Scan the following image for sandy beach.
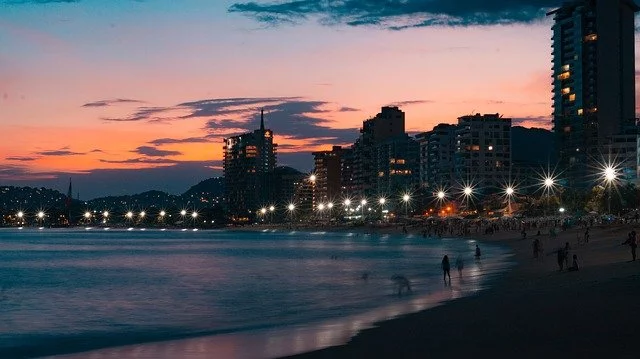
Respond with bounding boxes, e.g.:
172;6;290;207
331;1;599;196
284;222;640;358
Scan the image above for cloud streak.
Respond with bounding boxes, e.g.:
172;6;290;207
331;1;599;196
228;0;558;30
82;98;145;107
131;146;183;157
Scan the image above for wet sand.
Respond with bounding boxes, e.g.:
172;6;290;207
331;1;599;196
286;223;640;358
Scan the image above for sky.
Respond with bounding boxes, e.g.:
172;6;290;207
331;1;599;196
0;0;615;199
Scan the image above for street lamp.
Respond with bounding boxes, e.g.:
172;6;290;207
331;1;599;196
360;199;367;220
505;186;515;215
402;193;410;218
602;165;618;214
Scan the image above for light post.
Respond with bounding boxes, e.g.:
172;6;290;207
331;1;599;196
317;203;325;222
378;197;386;220
191;211;198;228
360;199;367;221
462;186;473;212
269;205;275;223
436;190;446;217
402;193;410;218
260;207;267;223
327;202;333;221
34;211;45;227
505;186;515;215
603;166;617;214
84;211;92;225
287;203;295;225
159;210;166;225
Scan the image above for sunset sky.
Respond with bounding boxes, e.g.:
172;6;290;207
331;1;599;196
0;0;627;198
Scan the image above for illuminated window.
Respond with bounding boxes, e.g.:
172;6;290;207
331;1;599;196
471;145;480;151
396;159;406;165
584;34;597;42
557;72;570;80
562;64;570;72
577;108;583;115
389;158;396;164
562;87;570;95
378;171;385;177
564;126;571;133
569;94;576;101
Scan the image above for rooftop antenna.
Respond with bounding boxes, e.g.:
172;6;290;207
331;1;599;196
260;108;265;131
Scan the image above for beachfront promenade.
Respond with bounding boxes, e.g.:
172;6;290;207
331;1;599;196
287;220;640;358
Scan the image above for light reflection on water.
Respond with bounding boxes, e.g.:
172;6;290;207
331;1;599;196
0;228;512;359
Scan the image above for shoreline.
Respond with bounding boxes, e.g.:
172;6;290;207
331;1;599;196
285;222;640;358
35;227;511;359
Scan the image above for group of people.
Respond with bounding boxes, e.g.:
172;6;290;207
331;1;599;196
441;245;481;285
556;241;579;271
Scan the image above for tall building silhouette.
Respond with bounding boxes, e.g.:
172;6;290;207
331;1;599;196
548;0;639;186
455;114;512;193
351;106;417;198
223;109;277;220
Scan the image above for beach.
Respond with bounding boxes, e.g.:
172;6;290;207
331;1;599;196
287;222;640;358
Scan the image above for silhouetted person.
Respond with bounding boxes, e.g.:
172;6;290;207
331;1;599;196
455;256;464;277
475;244;481;259
442;255;451;285
533;239;540;259
567;254;580;272
564;242;571;267
622;232;637;261
556;247;566;271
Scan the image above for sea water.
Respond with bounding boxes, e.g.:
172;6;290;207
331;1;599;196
0;228;512;358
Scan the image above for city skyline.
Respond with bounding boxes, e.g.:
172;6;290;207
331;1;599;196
1;0;638;198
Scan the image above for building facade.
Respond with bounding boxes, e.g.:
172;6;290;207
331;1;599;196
312;146;346;204
351;106;409;198
455;114;512;194
223;110;277;219
548;0;638;187
417;124;457;189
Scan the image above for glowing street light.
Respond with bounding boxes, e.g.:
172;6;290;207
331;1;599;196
37;211;44;219
17;211;24;218
318;203;325;210
464;187;473;196
327;202;333;209
140;211;146;218
159;210;166;217
191;211;198;219
84;211;91;219
544;177;554;188
103;211;109;218
603;166;617;182
378;197;386;205
505;186;514;196
559;207;566;213
402;194;410;202
361;199;367;206
437;191;446;199
269;205;275;212
309;174;316;183
180;209;187;216
126;211;134;219
287;203;295;211
344;199;351;207
260;207;267;215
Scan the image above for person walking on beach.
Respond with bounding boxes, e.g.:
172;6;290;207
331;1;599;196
533;239;540;260
442;255;451;285
475;244;481;259
556;247;566;271
622;231;637;261
455;256;464;277
567;254;580;272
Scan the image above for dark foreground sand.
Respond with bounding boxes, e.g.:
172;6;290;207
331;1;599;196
286;224;640;359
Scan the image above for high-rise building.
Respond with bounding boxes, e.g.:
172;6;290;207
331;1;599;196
416;124;457;189
352;106;409;197
455;114;512;193
548;0;638;187
223;110;277;219
312;146;346;204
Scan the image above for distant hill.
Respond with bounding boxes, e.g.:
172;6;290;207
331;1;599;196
87;190;182;210
0;186;71;210
512;126;555;165
182;177;224;206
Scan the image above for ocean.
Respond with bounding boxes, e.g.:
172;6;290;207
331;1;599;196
0;228;512;359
